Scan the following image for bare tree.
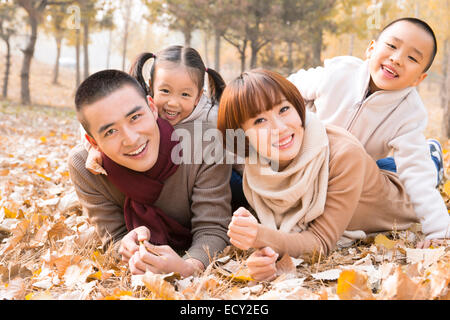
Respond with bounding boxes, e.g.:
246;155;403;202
0;3;17;98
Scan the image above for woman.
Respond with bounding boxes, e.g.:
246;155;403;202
217;69;418;281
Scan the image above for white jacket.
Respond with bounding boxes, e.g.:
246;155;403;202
288;55;449;239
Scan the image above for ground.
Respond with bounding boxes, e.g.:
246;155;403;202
0;57;449;300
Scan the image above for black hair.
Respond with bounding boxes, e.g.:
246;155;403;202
378;17;437;72
74;69;147;136
129;45;226;106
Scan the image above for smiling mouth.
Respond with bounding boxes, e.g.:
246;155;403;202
273;134;294;148
163;109;180;119
124;141;148;157
381;65;399;78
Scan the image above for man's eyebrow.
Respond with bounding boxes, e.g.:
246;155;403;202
97;106;143;134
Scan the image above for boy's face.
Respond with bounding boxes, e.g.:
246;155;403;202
366;20;434;92
82;85;161;172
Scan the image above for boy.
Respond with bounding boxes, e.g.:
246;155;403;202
68;70;232;277
288;17;449;241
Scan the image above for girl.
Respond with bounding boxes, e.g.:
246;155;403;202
82;45;247;209
217;69;419;281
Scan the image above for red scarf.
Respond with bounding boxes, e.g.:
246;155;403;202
101;117;192;250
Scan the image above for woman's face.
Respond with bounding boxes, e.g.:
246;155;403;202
241;98;304;170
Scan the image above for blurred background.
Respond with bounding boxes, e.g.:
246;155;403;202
0;0;449;139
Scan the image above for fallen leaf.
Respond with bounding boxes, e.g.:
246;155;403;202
379;266;428;300
374;234;397;250
143;271;183;300
405;247;446;267
336;269;374;300
275;254;297;276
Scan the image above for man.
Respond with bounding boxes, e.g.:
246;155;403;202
69;69;232;277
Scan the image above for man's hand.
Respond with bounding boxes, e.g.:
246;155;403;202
129;242;204;277
118;226;150;262
246;247;279;282
227;207;259;250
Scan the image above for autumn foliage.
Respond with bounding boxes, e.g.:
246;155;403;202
0;102;449;300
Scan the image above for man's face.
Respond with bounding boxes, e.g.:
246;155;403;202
82;85;160;172
366;20;434;92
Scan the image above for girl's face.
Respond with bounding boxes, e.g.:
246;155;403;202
241;98;304;171
152;63;201;126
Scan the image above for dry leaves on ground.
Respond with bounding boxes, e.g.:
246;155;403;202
0;102;449;300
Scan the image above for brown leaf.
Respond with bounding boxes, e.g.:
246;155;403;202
143;272;183;300
379;266;428;300
275;254;297;276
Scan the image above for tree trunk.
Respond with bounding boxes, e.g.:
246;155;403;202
348;34;354;56
203;32;210;67
441;38;449;139
312;27;323;67
83;19;89;80
184;32;192;47
214;29;221;72
76;28;81;87
122;16;129;71
250;43;258;69
2;37;10;98
287;40;293;75
20;13;38;104
53;34;62;84
106;29;112;69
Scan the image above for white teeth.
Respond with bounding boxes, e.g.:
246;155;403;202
383;66;397;76
126;142;146;156
274;135;293;147
165;110;178;116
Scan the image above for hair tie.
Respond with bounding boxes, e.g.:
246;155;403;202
205;67;208;73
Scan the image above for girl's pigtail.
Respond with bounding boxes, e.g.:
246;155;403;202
206;67;226;105
128;52;156;96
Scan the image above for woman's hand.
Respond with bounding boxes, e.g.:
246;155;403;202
227;207;259;250
129;242;204;277
246;247;279;282
86;147;107;175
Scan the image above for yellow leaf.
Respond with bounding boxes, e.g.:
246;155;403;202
36;172;51;181
336;269;373;300
35;157;47;168
374;234;397;250
88;271;102;281
49;131;56;137
3;207;17;219
229;268;255;282
0;169;9;176
102;288;133;300
443;180;450;197
39;136;47;143
60;171;70;178
61;133;69;140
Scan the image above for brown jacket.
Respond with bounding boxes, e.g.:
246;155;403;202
68;121;232;267
253;125;418;257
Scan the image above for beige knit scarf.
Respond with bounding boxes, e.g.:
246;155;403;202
243;112;330;233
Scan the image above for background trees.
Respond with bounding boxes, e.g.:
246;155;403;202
1;0;449;138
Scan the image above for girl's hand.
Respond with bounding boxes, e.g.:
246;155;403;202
86;147;107;175
129;242;204;277
227;207;259;250
246;247;279;282
118;226;150;262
